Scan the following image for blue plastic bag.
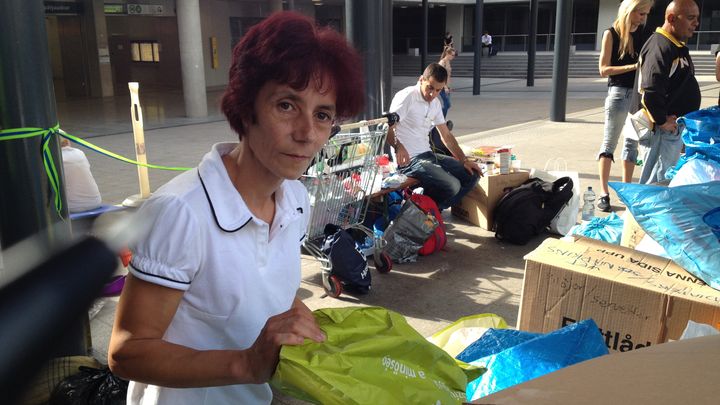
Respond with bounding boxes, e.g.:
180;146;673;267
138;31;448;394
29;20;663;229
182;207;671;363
456;329;541;364
463;319;609;400
677;106;720;163
610;181;720;290
567;212;624;244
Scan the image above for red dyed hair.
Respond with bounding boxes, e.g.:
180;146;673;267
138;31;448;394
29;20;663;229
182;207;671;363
221;12;364;138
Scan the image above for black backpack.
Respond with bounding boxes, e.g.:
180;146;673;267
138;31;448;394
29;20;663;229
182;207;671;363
322;224;371;293
493;177;574;245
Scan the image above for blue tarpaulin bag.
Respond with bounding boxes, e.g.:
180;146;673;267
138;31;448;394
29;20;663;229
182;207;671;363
462;319;609;401
667;106;720;178
678;106;720;151
677;106;720;164
567;212;624;244
610;181;720;290
456;329;541;364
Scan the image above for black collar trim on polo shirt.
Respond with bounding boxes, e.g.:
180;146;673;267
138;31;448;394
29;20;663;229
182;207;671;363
198;171;252;233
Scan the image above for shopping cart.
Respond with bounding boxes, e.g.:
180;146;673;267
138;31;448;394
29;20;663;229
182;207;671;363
301;112;399;297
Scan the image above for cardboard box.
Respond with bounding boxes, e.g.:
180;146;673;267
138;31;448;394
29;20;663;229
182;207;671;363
470;334;720;404
518;237;720;353
620;210;646;249
451;171;529;230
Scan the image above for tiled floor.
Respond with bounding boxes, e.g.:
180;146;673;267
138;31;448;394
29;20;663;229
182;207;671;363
56;88;226;138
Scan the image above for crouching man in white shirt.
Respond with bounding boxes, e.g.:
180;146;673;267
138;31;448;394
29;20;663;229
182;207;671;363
61;138;102;213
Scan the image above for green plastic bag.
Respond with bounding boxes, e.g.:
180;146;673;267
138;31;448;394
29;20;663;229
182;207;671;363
271;307;484;405
427;313;508;358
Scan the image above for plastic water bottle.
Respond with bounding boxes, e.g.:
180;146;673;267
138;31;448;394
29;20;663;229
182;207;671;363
582;186;596;221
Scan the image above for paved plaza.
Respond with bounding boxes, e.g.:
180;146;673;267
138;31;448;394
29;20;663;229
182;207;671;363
63;74;719;402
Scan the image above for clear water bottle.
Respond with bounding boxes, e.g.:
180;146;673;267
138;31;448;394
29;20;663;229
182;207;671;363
582;186;596;221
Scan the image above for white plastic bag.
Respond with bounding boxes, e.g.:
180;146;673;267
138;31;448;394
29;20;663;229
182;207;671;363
530;158;580;235
622;109;653;142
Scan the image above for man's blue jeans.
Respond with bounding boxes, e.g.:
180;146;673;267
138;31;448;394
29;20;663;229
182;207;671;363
399;151;479;210
637;125;683;184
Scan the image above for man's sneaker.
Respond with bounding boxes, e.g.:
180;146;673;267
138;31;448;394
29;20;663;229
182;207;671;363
597;195;611;212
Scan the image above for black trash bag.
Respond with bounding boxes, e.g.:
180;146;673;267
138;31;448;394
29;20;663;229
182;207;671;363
49;366;128;405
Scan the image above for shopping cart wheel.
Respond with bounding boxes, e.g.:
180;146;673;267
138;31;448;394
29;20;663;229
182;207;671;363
325;274;343;298
374;252;393;273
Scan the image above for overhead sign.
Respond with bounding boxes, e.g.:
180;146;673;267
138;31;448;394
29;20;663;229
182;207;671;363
44;1;84;15
127;4;164;15
104;4;126;15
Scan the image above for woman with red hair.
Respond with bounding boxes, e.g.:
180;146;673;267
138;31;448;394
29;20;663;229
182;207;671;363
109;12;364;404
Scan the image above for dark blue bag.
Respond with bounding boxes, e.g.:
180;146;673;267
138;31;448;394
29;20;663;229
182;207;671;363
322;224;371;294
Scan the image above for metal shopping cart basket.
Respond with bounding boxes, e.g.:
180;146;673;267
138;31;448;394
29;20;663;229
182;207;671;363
301;113;399;297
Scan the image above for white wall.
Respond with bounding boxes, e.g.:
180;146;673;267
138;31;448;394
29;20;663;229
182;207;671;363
596;0;619;50
446;4;464;54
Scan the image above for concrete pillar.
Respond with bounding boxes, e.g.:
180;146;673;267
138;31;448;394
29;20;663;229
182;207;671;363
176;0;208;118
445;5;463;53
85;0;113;97
268;0;283;12
345;0;353;42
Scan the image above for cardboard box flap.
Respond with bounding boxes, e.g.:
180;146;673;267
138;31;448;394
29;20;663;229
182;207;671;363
469;334;720;404
524;238;720;306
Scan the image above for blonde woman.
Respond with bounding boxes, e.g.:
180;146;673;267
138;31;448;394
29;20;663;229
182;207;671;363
596;0;653;212
438;46;456;118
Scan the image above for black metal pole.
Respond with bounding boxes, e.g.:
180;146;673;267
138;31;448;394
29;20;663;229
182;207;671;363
527;0;539;87
0;0;80;352
473;0;484;95
550;0;573;122
421;0;428;72
380;0;393;113
351;0;391;120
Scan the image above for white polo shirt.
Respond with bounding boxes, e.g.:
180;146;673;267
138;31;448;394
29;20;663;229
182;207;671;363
389;83;446;159
127;143;309;405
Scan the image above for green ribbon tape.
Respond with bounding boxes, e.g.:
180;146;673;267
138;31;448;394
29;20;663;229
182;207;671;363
57;129;192;172
0;125;192;217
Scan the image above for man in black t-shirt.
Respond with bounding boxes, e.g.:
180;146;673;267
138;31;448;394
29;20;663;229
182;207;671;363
628;0;701;184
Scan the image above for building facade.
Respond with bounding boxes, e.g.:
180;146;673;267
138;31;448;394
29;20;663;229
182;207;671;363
44;0;719;106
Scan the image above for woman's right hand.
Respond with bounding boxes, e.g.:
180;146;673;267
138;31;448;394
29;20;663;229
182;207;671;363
244;305;325;383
